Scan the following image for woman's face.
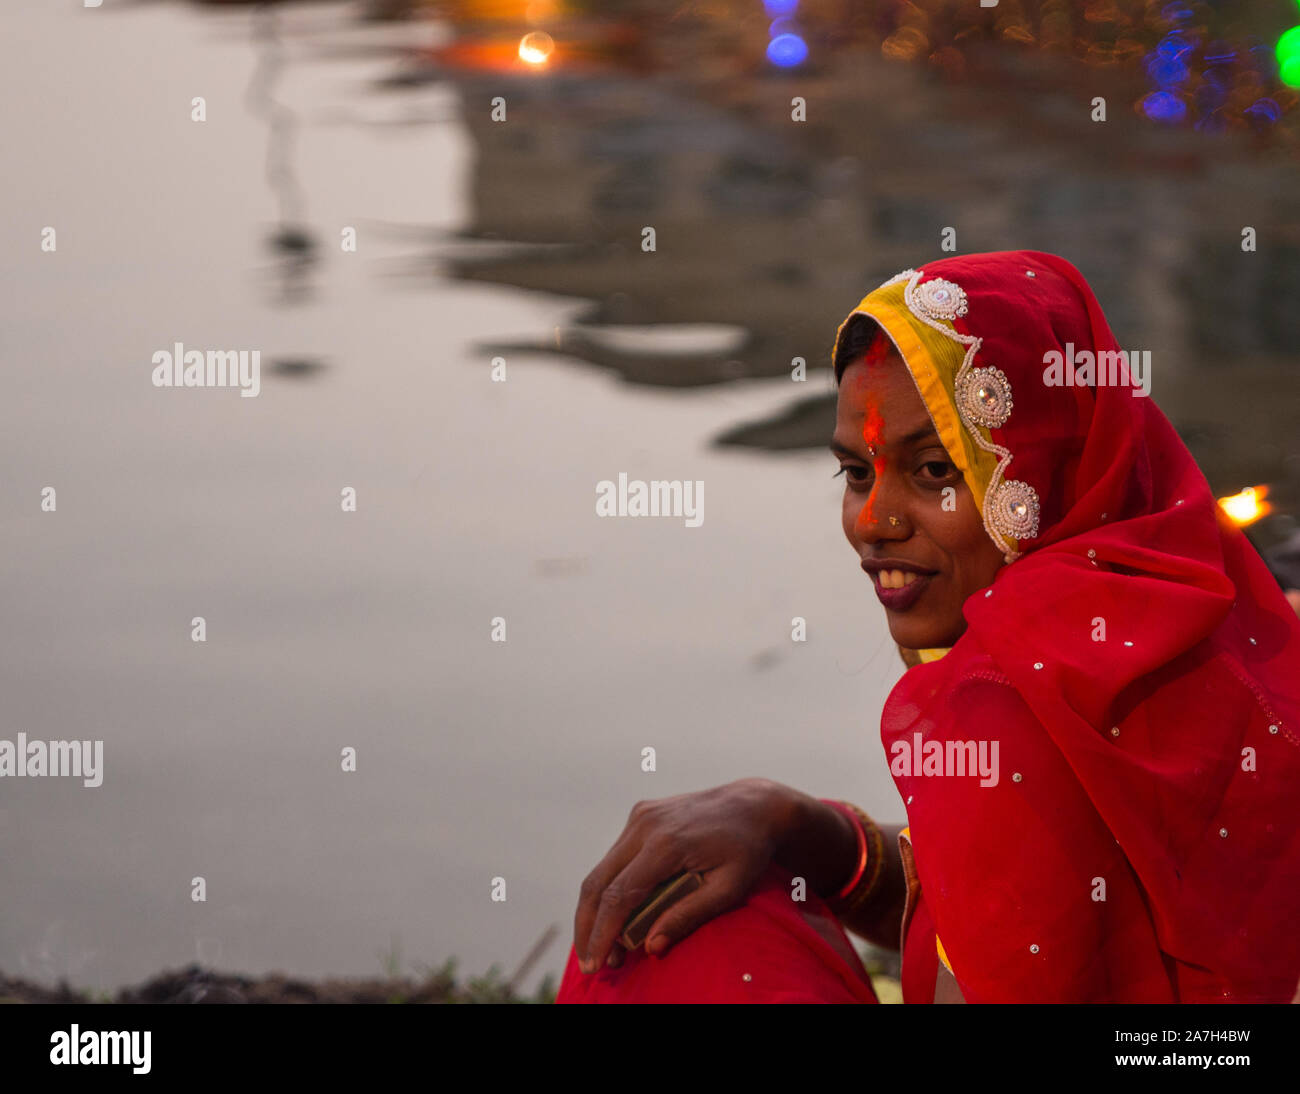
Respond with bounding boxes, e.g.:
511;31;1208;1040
833;353;1006;650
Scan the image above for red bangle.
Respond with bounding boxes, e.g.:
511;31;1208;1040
821;799;869;900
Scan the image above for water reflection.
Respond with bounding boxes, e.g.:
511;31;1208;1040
369;2;1300;546
247;3;321;304
267;357;329;378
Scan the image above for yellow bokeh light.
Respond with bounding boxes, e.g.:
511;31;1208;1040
1218;485;1272;527
518;31;555;65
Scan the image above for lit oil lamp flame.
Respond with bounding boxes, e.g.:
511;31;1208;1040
1218;485;1271;527
518;31;555;65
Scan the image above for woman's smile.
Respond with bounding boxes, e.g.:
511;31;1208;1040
861;557;939;611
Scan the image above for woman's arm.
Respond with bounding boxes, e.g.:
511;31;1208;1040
572;778;905;972
771;790;907;950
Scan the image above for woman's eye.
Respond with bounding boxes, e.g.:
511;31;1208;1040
918;461;956;480
833;465;872;487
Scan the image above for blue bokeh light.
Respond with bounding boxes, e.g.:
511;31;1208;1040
1156;33;1195;61
1203;41;1235;66
1141;90;1188;122
1244;97;1281;124
1145;32;1196;89
763;0;799;16
1145;54;1190;86
767;33;809;68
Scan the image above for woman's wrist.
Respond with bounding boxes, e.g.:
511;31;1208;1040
769;789;865;900
820;801;887;914
836;822;907;949
764;787;907;948
820;799;871;899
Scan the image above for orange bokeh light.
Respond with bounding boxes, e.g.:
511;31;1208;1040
1218;485;1272;527
518;31;555;65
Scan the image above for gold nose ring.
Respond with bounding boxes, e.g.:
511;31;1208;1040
889;516;901;527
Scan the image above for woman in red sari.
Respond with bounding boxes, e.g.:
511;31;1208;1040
557;250;1300;1003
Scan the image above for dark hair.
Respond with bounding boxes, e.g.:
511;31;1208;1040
833;314;892;383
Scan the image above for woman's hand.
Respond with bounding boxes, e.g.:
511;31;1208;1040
573;777;801;973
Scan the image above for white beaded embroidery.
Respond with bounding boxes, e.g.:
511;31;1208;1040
895;269;1040;559
991;480;1040;539
910;277;969;322
956;366;1013;429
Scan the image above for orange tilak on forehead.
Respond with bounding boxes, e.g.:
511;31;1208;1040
862;400;886;462
859;398;886;525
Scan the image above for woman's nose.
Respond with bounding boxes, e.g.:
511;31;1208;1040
856;486;908;542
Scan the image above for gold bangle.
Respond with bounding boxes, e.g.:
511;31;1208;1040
820;799;869;899
828;803;885;916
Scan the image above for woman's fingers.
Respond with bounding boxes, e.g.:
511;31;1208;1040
572;788;777;974
642;864;747;957
573;835;642;973
581;847;681;973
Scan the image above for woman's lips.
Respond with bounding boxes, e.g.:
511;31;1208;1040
862;563;937;612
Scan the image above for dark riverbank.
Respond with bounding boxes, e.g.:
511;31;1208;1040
1;960;903;1003
0;962;557;1004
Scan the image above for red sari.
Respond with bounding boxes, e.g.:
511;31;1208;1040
558;251;1300;1003
878;252;1300;1002
556;863;880;1003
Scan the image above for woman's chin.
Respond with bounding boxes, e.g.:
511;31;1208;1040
887;625;928;652
888;616;957;653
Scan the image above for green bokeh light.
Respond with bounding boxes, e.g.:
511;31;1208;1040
1277;25;1300;64
1282;53;1300;88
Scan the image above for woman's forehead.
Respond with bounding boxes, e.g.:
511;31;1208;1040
837;358;932;428
835;396;938;452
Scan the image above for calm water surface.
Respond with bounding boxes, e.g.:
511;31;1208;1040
1;1;901;993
